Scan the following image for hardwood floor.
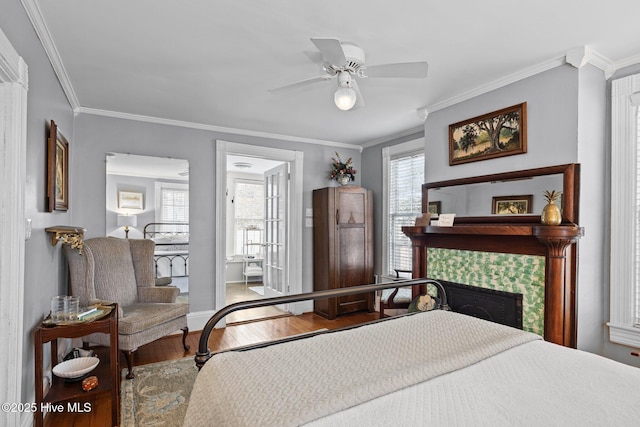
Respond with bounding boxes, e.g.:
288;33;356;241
43;311;379;427
225;282;288;323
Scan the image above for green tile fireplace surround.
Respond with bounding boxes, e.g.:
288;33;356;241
427;248;545;335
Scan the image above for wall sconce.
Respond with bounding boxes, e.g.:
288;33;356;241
45;225;85;254
117;214;137;238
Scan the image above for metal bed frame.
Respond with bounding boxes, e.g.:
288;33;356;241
195;278;449;369
143;222;189;278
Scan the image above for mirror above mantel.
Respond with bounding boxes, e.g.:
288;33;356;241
423;163;580;224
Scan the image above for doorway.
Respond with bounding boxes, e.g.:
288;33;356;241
224;156;287;322
215;141;303;325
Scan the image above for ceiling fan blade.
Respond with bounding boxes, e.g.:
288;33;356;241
351;79;365;109
268;75;332;94
364;61;429;78
310;37;347;66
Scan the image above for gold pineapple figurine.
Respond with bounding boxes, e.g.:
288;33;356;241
541;190;562;225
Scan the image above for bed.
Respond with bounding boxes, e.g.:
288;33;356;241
184;279;640;426
143;222;189;279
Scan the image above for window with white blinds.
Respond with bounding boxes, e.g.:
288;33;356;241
154;182;189;234
159;186;189;223
234;180;264;254
609;73;640;347
388;152;424;273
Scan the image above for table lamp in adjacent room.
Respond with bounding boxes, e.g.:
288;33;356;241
117;214;137;238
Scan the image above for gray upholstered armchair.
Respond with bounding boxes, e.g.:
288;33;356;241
64;237;189;379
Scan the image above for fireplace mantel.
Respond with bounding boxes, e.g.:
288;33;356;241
403;223;583;347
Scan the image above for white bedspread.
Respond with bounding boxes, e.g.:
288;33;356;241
310;337;640;426
184;311;540;427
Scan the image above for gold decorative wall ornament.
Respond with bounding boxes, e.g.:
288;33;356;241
45;226;86;254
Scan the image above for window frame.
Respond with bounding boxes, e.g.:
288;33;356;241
609;72;640;347
232;178;264;256
382;138;425;278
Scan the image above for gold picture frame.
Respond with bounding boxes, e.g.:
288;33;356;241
47;120;69;212
449;102;527;166
491;195;533;215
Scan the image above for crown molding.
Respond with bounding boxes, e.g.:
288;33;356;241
422;55;566;114
77;107;357;149
359;125;424;149
565;46;616;78
613;53;640;75
21;0;80;109
417;47;633;116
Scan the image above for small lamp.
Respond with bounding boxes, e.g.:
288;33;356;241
117;214;137;238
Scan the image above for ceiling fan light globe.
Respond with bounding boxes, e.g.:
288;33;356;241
334;87;357;111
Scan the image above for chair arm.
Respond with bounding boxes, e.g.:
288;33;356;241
138;286;179;303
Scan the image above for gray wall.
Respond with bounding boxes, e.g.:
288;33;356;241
363;66;581;276
362;63;640;367
1;0;76;405
72;113;362;311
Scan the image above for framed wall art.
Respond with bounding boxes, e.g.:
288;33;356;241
449;102;527;166
492;195;533;215
118;191;143;209
428;201;441;216
47;120;69;212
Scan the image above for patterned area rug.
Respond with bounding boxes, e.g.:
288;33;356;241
121;357;198;426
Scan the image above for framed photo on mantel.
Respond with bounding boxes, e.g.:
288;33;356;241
47;120;69;212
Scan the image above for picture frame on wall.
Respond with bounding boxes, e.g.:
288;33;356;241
47;120;69;212
118;191;144;209
449;102;527;166
492;195;533;215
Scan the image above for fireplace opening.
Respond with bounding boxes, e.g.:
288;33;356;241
435;280;523;329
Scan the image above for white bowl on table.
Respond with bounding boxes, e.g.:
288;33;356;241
52;356;99;379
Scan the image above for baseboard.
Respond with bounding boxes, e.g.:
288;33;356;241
186;310;217;332
182;304;314;333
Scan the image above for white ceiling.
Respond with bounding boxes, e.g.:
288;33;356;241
28;0;640;146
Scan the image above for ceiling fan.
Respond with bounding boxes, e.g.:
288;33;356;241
268;37;428;111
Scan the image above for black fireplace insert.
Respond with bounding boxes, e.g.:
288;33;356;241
435;279;523;329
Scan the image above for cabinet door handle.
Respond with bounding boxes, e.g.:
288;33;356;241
336;209;339;224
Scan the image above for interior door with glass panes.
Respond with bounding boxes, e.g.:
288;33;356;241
263;162;289;298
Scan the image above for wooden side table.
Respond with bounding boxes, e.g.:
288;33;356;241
34;305;119;427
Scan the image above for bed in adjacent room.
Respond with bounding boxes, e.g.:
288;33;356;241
184;279;640;426
143;222;189;295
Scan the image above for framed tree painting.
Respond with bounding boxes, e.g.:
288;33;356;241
47;120;69;212
449;102;527;166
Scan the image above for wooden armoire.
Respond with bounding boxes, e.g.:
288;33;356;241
312;186;374;319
